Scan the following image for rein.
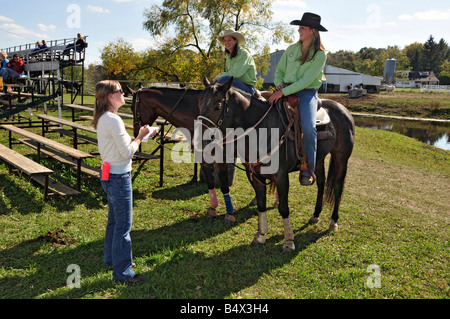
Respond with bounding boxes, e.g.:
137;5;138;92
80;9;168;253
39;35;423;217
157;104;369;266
197;96;275;145
198;95;291;186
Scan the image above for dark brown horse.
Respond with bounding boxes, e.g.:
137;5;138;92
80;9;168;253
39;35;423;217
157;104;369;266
130;87;236;221
196;78;355;253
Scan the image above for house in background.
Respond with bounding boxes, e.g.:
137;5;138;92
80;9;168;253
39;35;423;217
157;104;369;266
258;50;381;93
396;70;440;88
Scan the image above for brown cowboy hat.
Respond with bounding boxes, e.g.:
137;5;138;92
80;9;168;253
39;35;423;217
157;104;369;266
290;12;328;32
218;29;246;45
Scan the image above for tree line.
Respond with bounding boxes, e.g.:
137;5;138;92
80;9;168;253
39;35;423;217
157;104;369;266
327;35;450;84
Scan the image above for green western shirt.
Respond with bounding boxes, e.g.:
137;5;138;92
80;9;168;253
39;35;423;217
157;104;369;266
215;47;257;86
274;42;326;96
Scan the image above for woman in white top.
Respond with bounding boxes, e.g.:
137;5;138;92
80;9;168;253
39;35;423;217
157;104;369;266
92;80;154;285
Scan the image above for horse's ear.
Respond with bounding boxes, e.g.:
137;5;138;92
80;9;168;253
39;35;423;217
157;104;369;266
127;86;136;95
223;76;234;92
203;76;211;87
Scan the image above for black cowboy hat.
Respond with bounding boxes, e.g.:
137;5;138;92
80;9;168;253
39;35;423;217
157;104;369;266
290;12;328;32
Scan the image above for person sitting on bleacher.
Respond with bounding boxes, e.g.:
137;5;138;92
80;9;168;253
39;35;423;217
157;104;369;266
41;40;48;51
63;33;86;55
32;41;42;53
0;51;9;72
0;54;24;83
31;40;48;56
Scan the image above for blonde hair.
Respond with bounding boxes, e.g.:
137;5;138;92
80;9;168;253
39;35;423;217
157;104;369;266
299;28;326;65
92;80;120;129
0;51;7;60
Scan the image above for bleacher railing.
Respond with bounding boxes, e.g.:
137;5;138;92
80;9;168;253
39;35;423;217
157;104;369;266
0;36;88;64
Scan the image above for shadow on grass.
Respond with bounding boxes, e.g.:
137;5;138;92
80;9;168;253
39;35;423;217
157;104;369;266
151;181;209;201
0;196;329;299
0;174;46;215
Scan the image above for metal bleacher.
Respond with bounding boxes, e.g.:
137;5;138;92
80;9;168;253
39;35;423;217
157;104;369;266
0;36;88;120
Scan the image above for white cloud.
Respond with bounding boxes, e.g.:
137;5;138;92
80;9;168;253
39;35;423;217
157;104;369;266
399;9;450;21
37;23;56;32
87;5;110;14
398;14;413;21
0;15;14;23
338;21;397;30
0;23;47;40
272;0;308;22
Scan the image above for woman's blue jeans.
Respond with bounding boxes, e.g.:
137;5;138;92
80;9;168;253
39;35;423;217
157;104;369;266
0;68;20;80
100;171;136;283
217;75;255;95
294;89;318;177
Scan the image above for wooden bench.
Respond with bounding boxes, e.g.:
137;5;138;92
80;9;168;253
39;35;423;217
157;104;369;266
64;103;134;120
19;139;99;178
0;143;54;200
78;115;134;130
34;113;97;149
0;124;93;192
34;114;158;161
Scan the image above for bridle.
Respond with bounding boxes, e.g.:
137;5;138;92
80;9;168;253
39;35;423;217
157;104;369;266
196;91;275;145
133;87;188;141
196;94;230;131
196;90;289;185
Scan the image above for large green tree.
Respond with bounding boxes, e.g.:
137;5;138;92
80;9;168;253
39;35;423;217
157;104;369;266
101;38;143;80
142;0;293;85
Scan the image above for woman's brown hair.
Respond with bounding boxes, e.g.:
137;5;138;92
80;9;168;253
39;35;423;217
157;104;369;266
92;80;120;129
299;28;326;65
225;37;239;58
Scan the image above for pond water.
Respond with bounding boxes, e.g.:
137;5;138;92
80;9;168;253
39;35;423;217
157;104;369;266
353;115;450;151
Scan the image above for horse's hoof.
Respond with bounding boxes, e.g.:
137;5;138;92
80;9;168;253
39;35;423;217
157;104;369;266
329;220;338;232
224;214;236;223
282;241;295;254
206;207;217;218
251;232;266;245
309;216;319;224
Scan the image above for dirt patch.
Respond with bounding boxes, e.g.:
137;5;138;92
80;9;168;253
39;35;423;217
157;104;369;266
35;228;73;247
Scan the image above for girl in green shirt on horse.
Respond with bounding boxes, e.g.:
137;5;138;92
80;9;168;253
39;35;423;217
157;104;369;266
269;12;327;186
215;29;257;95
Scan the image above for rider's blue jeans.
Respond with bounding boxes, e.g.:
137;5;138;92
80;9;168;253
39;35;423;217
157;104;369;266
294;89;318;176
100;170;136;283
217;75;255;95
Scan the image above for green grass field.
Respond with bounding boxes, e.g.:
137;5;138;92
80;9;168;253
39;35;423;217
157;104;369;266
0;95;448;299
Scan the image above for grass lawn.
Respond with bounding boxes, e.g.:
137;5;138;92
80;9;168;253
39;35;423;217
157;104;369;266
0;95;448;300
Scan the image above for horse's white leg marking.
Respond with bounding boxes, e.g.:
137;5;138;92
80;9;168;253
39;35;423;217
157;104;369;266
283;218;295;252
252;211;268;245
329;219;338;232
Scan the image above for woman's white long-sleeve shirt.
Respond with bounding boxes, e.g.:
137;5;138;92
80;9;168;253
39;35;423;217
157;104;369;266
97;111;138;174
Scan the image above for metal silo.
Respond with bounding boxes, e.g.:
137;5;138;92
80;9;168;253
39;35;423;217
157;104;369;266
384;58;397;85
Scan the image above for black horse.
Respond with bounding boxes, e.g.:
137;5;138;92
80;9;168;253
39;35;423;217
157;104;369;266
196;77;355;253
130;87;236;222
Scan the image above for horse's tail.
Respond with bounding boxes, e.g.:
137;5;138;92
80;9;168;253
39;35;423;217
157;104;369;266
324;155;346;208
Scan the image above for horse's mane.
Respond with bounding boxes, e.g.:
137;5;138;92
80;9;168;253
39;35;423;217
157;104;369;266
228;87;271;112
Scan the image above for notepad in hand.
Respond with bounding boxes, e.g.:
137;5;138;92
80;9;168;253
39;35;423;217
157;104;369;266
142;126;159;142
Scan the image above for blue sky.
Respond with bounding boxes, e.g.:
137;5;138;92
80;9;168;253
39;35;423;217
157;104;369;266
0;0;449;65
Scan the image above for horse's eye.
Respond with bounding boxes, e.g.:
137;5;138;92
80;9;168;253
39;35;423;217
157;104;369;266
215;105;221;111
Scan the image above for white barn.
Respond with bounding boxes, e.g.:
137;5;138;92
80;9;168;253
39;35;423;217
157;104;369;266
323;65;381;93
